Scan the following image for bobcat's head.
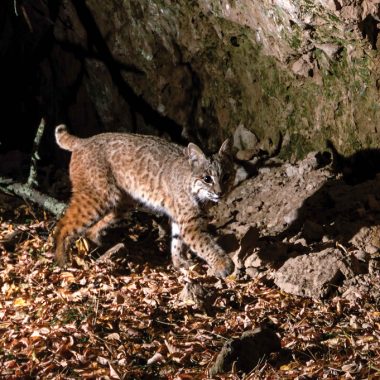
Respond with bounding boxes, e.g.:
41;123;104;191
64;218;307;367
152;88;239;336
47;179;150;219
185;139;236;203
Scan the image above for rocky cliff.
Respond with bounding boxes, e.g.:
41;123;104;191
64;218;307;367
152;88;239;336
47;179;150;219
3;0;380;157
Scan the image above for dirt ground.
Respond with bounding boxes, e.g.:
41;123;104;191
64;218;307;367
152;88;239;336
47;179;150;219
1;151;380;378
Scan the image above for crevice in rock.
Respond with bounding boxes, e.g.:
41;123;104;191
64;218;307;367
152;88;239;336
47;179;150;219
359;14;380;50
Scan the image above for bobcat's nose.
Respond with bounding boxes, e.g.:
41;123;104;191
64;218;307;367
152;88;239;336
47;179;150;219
210;194;221;203
213;190;224;201
214;182;222;197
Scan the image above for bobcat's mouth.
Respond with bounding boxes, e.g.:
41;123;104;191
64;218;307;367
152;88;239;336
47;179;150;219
209;193;222;202
194;188;223;203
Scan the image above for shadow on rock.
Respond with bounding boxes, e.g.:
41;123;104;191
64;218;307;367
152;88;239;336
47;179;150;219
327;140;380;185
281;158;380;251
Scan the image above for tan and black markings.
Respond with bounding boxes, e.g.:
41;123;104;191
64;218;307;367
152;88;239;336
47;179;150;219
54;125;236;278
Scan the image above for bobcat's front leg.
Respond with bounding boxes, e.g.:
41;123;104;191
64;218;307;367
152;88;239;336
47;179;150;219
171;222;192;269
177;218;234;278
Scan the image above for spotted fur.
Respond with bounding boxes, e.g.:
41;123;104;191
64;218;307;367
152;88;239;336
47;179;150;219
54;125;235;278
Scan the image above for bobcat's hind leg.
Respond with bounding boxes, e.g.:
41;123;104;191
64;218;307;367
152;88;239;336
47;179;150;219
54;192;112;266
86;195;136;246
85;211;119;246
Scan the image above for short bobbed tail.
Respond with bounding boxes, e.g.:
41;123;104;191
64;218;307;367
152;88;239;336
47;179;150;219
55;125;81;151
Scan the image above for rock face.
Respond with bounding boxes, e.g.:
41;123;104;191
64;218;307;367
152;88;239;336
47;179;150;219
49;0;380;155
3;1;380;156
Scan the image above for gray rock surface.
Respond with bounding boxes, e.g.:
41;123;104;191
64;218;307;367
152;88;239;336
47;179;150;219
273;248;362;298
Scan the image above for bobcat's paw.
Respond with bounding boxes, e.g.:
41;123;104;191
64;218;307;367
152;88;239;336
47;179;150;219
54;239;70;268
210;255;234;278
55;251;68;268
172;253;194;270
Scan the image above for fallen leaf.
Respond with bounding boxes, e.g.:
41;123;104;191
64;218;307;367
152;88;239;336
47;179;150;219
147;352;165;365
14;297;28;307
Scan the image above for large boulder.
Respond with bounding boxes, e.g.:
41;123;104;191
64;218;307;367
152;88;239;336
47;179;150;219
274;248;363;298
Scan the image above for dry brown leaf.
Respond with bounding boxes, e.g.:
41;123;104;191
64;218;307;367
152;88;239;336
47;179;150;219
147;352;165;365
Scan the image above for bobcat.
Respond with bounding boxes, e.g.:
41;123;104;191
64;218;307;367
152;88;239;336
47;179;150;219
54;125;236;278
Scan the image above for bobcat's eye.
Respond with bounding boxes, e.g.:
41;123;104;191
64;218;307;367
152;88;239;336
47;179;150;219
203;175;213;184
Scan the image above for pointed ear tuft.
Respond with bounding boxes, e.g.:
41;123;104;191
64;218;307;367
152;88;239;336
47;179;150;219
219;138;232;156
186;142;206;165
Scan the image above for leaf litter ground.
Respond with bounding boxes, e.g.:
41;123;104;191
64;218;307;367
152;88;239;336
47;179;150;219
1;157;380;379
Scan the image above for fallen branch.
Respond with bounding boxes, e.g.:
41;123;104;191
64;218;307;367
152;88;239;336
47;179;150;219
96;242;127;262
0;177;66;217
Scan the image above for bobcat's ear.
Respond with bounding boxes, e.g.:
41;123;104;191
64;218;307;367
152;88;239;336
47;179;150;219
218;138;232;157
185;143;207;166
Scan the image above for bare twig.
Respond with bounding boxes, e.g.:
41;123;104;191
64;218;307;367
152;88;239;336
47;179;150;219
13;0;19;16
20;5;33;32
96;243;126;262
28;118;45;187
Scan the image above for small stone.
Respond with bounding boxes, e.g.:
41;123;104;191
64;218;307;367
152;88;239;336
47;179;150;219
259;167;271;174
291;53;314;77
178;282;214;312
314;43;341;59
319;0;340;11
245;267;261;278
234;165;250;185
244;252;262;268
341;5;360;20
236;149;257;161
244;242;287;273
285;164;298;177
233;125;258;151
